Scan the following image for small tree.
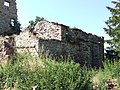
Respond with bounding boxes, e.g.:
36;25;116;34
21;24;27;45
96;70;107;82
28;16;44;31
104;0;120;52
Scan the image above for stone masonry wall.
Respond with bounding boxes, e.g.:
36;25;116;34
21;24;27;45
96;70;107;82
14;28;39;56
0;0;17;34
34;20;62;41
61;26;104;67
38;39;93;66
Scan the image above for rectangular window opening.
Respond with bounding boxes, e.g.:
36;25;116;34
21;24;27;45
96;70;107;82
4;1;10;7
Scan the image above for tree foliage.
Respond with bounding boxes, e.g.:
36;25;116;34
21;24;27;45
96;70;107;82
28;16;44;31
104;1;120;51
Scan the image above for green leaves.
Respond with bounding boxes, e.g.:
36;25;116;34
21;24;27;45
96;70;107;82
28;16;44;30
104;1;120;51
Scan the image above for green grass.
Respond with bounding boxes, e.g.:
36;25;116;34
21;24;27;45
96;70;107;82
0;54;120;90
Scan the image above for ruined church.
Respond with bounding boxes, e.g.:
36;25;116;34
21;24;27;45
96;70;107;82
0;0;104;67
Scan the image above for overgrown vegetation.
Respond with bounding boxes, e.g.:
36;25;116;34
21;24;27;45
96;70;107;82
0;54;120;90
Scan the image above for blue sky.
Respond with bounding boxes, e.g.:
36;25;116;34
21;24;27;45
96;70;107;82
16;0;114;40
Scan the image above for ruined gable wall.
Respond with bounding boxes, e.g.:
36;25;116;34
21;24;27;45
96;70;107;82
34;20;62;40
0;0;17;34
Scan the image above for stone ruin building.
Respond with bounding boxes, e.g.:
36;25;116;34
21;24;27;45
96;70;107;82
0;20;104;67
0;0;104;67
14;20;104;67
0;0;17;35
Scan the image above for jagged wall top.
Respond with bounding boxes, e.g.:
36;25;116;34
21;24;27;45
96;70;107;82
33;20;104;44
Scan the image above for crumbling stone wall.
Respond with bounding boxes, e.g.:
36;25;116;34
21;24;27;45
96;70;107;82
0;36;14;63
0;0;17;34
15;20;104;67
15;28;39;56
